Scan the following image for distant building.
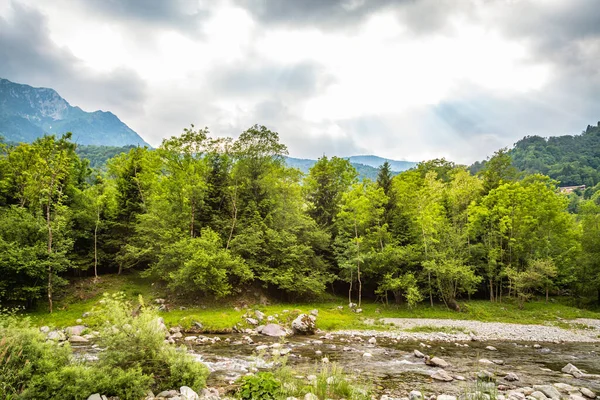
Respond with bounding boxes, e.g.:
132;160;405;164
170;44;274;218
559;185;586;194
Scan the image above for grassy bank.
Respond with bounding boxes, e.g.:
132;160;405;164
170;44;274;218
26;273;600;331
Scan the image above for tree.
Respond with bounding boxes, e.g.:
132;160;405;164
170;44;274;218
335;182;387;306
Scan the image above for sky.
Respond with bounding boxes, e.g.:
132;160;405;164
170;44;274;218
1;0;599;164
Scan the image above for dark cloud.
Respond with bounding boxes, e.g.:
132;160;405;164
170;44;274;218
79;0;211;32
233;0;397;30
0;3;147;116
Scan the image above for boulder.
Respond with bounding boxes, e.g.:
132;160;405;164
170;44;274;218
562;363;584;378
426;356;449;368
477;370;495;382
261;324;288;337
529;392;548;400
255;310;265;321
87;394;103;400
65;325;86;336
553;383;577;393
414;349;425;358
431;370;453;382
68;335;89;343
504;373;519;382
292;314;316;335
533;385;561;400
180;386;199;400
47;330;66;341
410;390;424;400
580;389;595;399
200;387;220;400
437;396;457;400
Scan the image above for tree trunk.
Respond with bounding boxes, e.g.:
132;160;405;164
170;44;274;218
190;199;195;238
428;272;433;307
354;219;362;307
226;187;237;250
46;202;53;314
94;205;99;281
489;279;494;302
546;286;549;303
348;269;353;305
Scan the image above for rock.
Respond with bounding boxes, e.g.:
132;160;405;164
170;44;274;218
184;336;197;341
533;344;541;349
180;386;199;400
505;373;519;382
477;370;495;382
431;370;453;382
533;385;561;400
65;325;86;336
171;331;183;339
410;390;424;400
82;312;91;318
437;396;457;400
304;394;319;400
562;363;584;378
479;359;494;365
155;298;166;304
569;395;586;400
368;337;377;344
193;321;203;330
292;314;316;335
553;383;577;393
492;359;505;365
68;335;89;343
87;394;103;400
47;330;66;341
200;387;220;399
454;375;466;381
363;352;373;358
39;326;50;333
529;392;548;400
580;389;595;399
355;308;363;313
507;392;526;400
310;309;319;316
470;332;479;341
255;310;265;321
157;390;179;397
426;356;449;368
307;374;317;382
246;317;259;326
414;349;425;358
261;323;288;337
485;346;498;351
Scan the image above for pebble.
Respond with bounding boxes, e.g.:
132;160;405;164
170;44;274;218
486;346;498;351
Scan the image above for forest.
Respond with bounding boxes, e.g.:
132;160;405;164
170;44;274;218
1;124;600;314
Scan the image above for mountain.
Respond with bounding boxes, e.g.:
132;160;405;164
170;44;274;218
471;121;600;188
285;155;417;181
0;78;149;147
346;155;417;172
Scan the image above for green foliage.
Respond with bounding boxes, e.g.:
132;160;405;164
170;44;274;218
238;372;281;400
91;293;209;392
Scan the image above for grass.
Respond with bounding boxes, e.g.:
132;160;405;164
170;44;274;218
22;273;600;331
404;325;469;334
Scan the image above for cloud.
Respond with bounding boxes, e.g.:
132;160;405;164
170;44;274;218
2;0;600;163
0;2;147;122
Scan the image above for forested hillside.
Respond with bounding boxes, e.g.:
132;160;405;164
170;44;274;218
1;125;599;315
472;122;600;188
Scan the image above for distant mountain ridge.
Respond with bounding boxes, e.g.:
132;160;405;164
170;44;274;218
285;155;417;181
0;78;149;147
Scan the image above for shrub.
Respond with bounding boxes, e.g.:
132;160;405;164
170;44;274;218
238;372;281;400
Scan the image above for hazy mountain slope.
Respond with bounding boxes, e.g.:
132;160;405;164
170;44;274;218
0;78;150;147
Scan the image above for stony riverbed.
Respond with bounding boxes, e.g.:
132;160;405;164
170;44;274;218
69;317;600;400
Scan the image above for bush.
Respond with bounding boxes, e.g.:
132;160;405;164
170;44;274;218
1;295;209;399
92;293;209;393
238;372;281;400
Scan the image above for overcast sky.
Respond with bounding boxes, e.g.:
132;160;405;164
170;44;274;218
1;0;599;163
